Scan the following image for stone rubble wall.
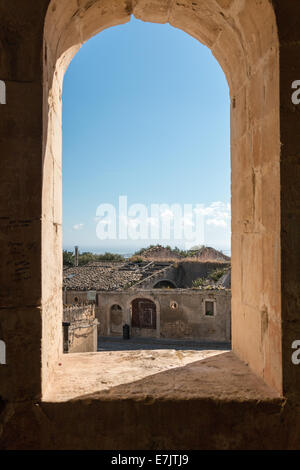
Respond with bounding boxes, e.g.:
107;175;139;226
63;305;98;353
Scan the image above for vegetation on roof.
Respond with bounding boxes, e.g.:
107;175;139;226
132;244;230;262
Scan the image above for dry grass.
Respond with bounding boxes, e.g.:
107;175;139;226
141;257;230;264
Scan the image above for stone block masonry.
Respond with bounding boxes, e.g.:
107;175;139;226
63;305;98;353
1;0;300;451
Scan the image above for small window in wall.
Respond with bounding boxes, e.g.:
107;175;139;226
205;301;215;316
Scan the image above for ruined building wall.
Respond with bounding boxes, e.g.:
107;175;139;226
97;289;231;342
132;261;230;289
64;290;89;305
159;290;231;342
62;305;97;353
63;305;98;354
173;262;230;288
131;265;178;289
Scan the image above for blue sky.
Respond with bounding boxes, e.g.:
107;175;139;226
62;17;230;254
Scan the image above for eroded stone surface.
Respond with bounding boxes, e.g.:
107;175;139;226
44;350;279;402
1;0;300;450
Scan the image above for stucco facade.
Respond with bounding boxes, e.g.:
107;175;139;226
97;289;231;342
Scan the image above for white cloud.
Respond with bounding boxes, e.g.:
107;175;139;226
73;223;84;230
194;201;231;229
206;218;227;228
180;214;194;227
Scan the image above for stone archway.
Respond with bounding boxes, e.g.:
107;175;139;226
153;280;176;289
110;304;123;336
41;0;281;396
4;0;300;450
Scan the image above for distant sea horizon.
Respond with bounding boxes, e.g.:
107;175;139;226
63;245;231;258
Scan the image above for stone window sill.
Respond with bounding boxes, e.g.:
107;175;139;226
43;350;282;404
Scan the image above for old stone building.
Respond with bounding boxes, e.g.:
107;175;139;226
97;288;231;342
63;258;231;342
1;0;300;450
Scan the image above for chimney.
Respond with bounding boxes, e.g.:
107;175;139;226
75;246;79;267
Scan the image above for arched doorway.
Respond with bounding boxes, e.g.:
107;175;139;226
110;304;123;336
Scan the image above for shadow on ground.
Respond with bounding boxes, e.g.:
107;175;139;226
98;336;231;352
69;351;279;402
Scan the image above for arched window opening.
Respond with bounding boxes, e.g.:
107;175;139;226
61;17;231;354
40;0;282;402
153;280;176;289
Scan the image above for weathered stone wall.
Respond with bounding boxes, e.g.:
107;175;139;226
64;290;89;305
273;0;300;407
159;290;231;342
1;0;300;450
96;289;231;342
173;262;230;288
132;264;178;289
63;305;98;353
63;304;95;324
